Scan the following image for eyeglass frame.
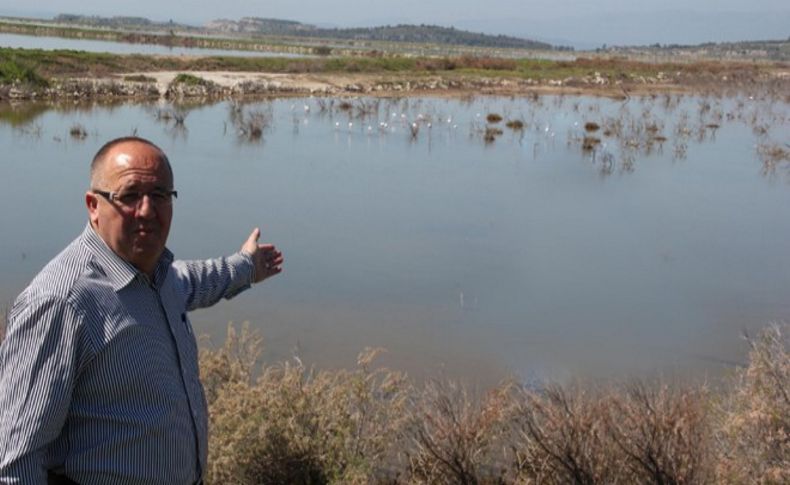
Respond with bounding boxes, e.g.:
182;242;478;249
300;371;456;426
92;188;178;209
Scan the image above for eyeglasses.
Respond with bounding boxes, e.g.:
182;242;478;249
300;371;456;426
93;189;178;209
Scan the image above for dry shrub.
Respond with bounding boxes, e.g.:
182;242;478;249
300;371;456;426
201;324;411;484
484;127;504;144
69;123;87;139
505;119;525;130
582;136;601;151
407;380;511;484
584;122;600;132
197;323;788;483
606;383;712;484
757;143;790;175
486;113;503;124
510;385;620;484
716;324;790;484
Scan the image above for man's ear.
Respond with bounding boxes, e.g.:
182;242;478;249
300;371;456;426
85;192;99;225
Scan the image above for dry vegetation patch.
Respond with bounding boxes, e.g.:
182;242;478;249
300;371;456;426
195;323;789;484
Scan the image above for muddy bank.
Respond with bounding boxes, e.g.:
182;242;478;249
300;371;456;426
2;68;788;102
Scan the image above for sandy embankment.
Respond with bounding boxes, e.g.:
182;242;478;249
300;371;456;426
122;70;643;98
133;71;343;95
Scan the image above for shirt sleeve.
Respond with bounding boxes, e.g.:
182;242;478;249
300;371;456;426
0;295;88;483
171;251;255;312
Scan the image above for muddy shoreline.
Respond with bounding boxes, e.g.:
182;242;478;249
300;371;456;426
2;68;789;102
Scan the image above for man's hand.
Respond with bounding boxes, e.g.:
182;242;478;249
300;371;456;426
241;228;284;283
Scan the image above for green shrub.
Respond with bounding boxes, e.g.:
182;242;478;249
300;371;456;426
0;57;49;87
123;74;156;83
171;73;210;87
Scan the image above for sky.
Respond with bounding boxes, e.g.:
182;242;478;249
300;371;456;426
1;0;788;48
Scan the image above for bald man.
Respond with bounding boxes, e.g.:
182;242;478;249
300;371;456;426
0;137;283;484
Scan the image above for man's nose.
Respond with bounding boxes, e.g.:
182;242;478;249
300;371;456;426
135;194;156;218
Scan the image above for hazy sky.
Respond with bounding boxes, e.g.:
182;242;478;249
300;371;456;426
1;0;788;47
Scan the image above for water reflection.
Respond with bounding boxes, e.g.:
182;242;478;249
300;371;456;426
1;94;788;383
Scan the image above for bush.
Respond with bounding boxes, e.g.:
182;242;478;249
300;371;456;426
511;385;619;484
171;73;210;87
486;113;503;124
407;380;511;483
716;324;790;483
312;46;333;56
123;74;157;83
201;324;412;484
0;58;49;87
606;383;712;483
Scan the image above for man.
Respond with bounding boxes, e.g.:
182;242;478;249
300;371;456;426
0;137;283;484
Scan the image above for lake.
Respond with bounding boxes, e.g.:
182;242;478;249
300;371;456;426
0;32;307;57
1;93;788;384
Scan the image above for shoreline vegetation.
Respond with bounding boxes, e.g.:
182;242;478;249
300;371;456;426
203;323;788;483
1;47;789;102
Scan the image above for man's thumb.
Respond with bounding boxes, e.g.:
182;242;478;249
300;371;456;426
242;228;261;254
248;228;261;244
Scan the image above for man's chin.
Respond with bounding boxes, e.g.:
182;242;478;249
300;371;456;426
131;241;165;260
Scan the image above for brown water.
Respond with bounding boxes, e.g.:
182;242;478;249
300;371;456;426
1;94;788;384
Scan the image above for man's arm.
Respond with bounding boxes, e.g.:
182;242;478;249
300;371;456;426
0;296;89;483
173;228;283;311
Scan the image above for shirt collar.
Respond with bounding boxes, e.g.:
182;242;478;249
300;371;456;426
80;223;174;291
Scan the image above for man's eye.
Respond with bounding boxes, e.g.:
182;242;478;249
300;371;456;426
150;191;168;202
116;192;142;205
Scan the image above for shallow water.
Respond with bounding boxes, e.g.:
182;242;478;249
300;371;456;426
1;94;788;383
0;32;306;57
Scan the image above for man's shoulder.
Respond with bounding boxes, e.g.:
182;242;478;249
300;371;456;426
16;234;100;311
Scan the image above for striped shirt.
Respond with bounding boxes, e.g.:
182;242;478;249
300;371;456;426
0;224;254;484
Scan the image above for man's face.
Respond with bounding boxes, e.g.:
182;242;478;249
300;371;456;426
86;142;174;276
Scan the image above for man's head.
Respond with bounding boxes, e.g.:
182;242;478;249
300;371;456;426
86;137;174;276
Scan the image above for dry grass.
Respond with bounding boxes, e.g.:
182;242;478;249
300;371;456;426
605;383;712;483
198;323;788;484
715;324;790;484
200;323;412;483
407;380;511;483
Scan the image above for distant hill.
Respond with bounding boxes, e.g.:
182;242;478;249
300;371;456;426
53;13;188;29
206;17;554;50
